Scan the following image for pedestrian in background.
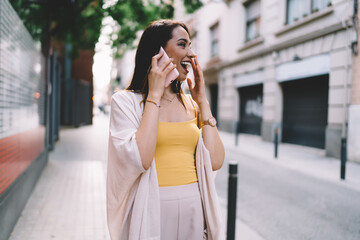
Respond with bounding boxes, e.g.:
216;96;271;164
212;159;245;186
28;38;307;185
107;19;225;240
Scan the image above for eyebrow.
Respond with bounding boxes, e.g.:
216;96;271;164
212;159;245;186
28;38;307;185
177;38;192;45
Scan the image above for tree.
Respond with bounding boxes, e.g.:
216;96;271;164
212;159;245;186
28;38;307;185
9;0;104;57
9;0;203;58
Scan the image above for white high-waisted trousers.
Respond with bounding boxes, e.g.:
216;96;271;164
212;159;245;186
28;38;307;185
159;182;206;240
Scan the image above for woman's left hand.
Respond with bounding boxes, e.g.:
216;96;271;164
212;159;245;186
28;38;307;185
187;56;207;105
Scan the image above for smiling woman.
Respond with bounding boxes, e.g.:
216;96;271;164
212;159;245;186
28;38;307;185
106;19;225;240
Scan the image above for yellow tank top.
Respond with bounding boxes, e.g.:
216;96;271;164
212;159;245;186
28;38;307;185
155;102;200;187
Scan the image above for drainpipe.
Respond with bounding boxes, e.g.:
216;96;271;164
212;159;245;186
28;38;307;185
340;1;353;180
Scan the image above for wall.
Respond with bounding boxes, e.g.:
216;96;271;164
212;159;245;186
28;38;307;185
187;0;355;160
348;0;360;163
0;1;47;239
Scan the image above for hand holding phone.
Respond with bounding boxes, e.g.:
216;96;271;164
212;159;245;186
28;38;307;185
158;47;179;87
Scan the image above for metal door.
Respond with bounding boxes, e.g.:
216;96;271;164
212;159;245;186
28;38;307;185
237;84;263;135
282;75;329;148
209;83;218;120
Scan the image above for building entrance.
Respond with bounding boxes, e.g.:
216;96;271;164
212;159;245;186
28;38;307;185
237;84;263;135
281;75;329;148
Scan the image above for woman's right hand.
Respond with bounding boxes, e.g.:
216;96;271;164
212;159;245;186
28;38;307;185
147;51;176;101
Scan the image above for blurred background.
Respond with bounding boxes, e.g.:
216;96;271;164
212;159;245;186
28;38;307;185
0;0;359;239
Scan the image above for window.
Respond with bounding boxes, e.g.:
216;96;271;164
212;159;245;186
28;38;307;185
287;0;332;24
210;24;219;57
312;0;332;12
245;0;261;42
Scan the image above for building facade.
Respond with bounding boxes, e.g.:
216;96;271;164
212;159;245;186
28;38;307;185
177;0;359;162
348;0;359;163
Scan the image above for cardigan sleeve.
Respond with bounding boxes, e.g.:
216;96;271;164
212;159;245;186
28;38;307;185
107;91;146;240
196;131;224;240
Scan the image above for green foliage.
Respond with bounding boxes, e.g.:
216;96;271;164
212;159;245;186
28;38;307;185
9;0;203;58
9;0;49;48
107;0;176;58
9;0;104;58
183;0;203;14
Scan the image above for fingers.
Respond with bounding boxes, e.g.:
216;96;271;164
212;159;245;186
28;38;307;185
163;62;177;75
159;57;174;71
151;51;164;68
190;56;203;80
187;78;193;90
190;56;203;75
194;56;201;71
149;53;176;83
190;57;197;72
150;52;175;79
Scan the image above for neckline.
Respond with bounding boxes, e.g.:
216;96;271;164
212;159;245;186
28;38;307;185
159;117;197;124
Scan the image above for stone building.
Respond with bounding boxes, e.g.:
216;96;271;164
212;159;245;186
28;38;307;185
176;0;359;162
111;0;359;162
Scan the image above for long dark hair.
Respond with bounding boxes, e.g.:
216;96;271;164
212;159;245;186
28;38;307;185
126;19;190;107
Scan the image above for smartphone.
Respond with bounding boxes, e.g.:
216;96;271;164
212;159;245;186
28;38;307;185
158;47;179;87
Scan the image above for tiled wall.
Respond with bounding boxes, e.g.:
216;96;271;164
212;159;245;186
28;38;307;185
0;0;46;195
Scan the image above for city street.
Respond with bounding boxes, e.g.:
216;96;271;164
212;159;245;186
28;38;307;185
216;148;360;240
3;1;360;240
8;114;360;240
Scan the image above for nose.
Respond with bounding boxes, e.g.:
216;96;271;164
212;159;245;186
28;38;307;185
187;48;196;58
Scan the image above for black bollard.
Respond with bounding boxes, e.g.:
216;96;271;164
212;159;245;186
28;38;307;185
235;122;239;146
340;138;347;180
274;127;279;159
227;162;238;240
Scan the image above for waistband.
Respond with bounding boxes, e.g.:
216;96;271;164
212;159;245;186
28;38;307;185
159;182;200;201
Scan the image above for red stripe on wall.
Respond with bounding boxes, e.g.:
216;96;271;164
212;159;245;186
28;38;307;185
0;126;45;195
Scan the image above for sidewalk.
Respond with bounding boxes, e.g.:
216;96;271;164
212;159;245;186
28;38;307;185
219;131;360;192
8;115;263;240
8;115;111;240
8;115;360;240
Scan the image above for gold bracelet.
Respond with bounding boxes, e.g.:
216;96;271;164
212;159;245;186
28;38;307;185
146;99;160;108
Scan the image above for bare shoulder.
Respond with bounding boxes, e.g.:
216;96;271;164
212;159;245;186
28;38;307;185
183;93;200;117
185;94;199;109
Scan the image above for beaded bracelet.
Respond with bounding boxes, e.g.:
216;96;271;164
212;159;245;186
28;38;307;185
146;99;160;108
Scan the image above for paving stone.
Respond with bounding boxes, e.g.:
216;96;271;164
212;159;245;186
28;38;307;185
11;114;358;239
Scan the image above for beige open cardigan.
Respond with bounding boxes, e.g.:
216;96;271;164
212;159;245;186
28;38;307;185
107;91;224;240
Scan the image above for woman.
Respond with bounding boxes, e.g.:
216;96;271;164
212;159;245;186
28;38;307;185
107;19;225;240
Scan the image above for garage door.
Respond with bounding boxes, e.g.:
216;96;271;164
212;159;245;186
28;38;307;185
209;83;218;120
282;75;329;148
237;84;263;135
